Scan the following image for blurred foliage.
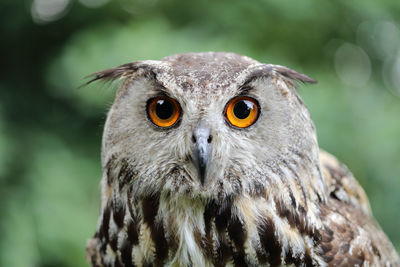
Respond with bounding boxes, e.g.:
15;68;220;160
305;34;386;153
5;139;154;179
1;0;400;266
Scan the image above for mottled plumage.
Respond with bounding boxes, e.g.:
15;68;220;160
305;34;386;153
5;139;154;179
86;52;400;267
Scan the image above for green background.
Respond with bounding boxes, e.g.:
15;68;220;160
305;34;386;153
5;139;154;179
1;0;399;266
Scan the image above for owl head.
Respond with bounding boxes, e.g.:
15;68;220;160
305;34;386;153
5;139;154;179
90;52;325;204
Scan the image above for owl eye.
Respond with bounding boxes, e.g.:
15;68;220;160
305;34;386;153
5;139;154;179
147;96;181;128
224;96;260;128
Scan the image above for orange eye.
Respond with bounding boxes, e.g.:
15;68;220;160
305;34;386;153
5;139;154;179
224;96;260;128
147;96;181;128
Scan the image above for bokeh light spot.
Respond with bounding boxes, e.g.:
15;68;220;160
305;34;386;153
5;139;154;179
383;56;400;97
357;20;400;60
31;0;71;24
334;43;371;87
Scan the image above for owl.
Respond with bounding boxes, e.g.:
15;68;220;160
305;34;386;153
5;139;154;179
86;52;400;267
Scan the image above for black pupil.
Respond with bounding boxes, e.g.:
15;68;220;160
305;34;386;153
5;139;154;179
233;100;252;119
156;99;174;120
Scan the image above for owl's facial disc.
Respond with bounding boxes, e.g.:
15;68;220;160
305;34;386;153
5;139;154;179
191;122;212;185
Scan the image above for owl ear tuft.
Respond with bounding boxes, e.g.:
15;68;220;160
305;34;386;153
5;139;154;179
272;65;317;85
82;62;151;87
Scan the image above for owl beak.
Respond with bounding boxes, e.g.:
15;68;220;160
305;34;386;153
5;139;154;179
192;123;212;185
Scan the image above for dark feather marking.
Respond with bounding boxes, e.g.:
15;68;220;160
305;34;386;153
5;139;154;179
274;197;317;239
283;248;297;266
303;249;315;266
323;254;334;263
204;199;218;235
312;230;322;245
284;246;316;267
142;195;159;226
249;180;266;197
288;190;296;208
179;81;193;90
203;199;218;261
321;243;332;254
228;216;247;249
99;204;111;240
120;241;134;267
298;205;306;214
321;226;334;243
227;216;248;267
142;194;168;265
288;147;313;164
275;197;297;229
126;187;135;217
127;220;139;246
323;226;333;236
112;202;125;229
258;217;282;267
314;189;323;203
232;176;243;195
283;247;301;266
318;202;370;266
165;216;179;254
293;92;306;107
281;158;309;209
347;248;365;266
87;237;104;267
215;241;232;267
254;243;268;264
193;227;213;260
105;155;117;186
125;188;140;247
319;222;345;264
99;204;111;253
215;197;234;266
117;158;132;190
240;67;273;88
371;244;381;259
114;258;123;267
325;164;347;181
284;245;316;267
327;246;339;262
232;253;248;267
329;192;340;201
204;197;239;266
106;168;113;187
109;230;118;251
215;197;233;232
237;85;253;94
193;228;205;252
118;159;139;191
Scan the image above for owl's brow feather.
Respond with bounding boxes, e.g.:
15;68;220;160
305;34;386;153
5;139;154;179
82;61;317;93
240;64;317;91
240;66;274;89
83;62;155;86
271;64;317;84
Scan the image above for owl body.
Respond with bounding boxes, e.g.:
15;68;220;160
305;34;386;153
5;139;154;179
87;52;400;266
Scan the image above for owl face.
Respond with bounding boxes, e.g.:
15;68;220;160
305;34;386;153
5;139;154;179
100;52;318;199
